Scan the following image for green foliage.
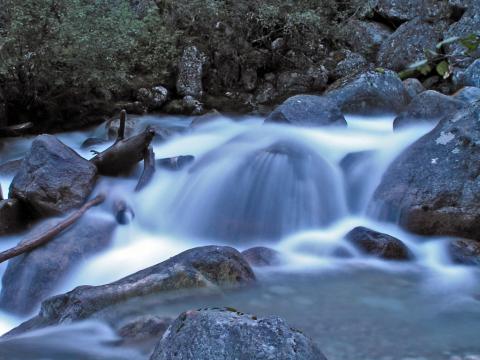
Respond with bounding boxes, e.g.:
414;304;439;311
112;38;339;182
399;34;480;80
0;0;179;125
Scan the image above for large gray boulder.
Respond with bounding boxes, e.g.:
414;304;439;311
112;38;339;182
150;308;326;360
333;51;369;80
265;95;347;127
0;215;116;315
326;70;409;114
341;20;392;60
377;18;445;72
345;226;413;260
6;246;255;336
375;0;451;22
9;135;97;217
176;46;206;99
369;103;480;240
393;90;467;130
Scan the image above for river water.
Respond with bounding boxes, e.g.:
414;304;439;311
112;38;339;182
0;114;479;359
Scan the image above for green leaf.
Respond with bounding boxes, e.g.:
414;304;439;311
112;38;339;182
407;59;429;70
459;33;480;53
436;36;461;49
436;60;450;78
418;64;432;76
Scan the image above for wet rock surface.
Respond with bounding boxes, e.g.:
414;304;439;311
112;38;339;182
449;238;480;266
403;78;425;100
453;86;480;103
0;215;117;315
393;90;467;130
345;227;413;260
9;135;97;217
119;315;173;349
455;59;480;89
369;103;480;240
266;95;347;127
150;308;326;360
326;70;409;115
6;246;255;336
241;247;284;267
341;20;392;61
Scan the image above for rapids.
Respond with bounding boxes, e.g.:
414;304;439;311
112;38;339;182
0;114;479;359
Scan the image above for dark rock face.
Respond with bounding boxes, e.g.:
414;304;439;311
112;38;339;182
377;19;445;72
393;90;466;130
453;87;480;103
9;135;97;217
345;227;413;260
241;247;283;267
326;70;409;115
176;46;206;99
342;20;392;60
0;215;116;316
150;308;326;360
449;238;480;266
6;246;255;336
157;156;195;171
0;199;25;236
375;0;451;22
276;67;329;96
369;103;480;240
403;78;425;99
266;95;347;127
454;59;480;88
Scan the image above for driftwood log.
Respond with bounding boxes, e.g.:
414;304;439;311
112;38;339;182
90;110;155;176
0;194;105;264
0;122;33;138
135;146;156;192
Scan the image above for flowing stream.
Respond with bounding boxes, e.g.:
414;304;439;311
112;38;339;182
0;114;479;360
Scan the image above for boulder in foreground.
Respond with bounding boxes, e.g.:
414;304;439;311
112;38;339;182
150;308;326;360
5;246;255;336
9;135;97;217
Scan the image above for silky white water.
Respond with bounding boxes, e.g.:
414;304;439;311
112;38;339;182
0;114;479;359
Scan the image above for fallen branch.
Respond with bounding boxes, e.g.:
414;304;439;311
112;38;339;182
0;194;105;264
0;122;33;138
135;146;155;192
90;126;155;176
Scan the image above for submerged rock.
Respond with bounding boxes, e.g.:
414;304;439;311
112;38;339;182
326;70;409;115
119;315;173;348
157;155;195;171
241;246;284;267
0;199;25;236
393;90;466;130
377;18;445;72
6;246;255;336
150;308;326;360
345;227;413;260
9;135;97;217
265;95;347;127
449;238;480;266
369;103;480;240
0;215;117;315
